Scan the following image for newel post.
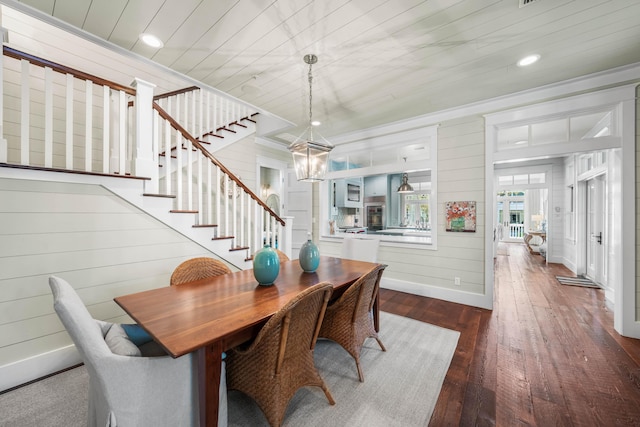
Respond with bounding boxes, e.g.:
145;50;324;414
280;215;294;260
132;78;158;191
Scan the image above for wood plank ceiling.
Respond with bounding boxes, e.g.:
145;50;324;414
7;0;640;144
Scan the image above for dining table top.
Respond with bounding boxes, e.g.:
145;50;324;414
114;255;381;358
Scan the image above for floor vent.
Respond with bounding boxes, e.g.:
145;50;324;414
519;0;540;7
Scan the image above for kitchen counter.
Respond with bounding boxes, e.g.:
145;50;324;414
323;228;432;247
375;228;431;237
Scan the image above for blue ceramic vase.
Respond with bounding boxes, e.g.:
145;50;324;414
299;236;320;273
253;244;280;285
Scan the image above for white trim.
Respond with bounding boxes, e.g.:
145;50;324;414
0;345;81;392
618;96;638;337
333;67;640;146
381;277;492;310
485;85;638;338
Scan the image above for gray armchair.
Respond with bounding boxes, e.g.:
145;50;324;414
49;276;227;427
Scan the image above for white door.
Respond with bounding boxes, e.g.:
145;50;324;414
496;196;525;242
286;169;312;260
586;175;605;283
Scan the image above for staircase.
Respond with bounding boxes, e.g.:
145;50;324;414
0;46;289;270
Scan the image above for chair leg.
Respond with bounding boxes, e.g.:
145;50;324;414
355;356;365;382
322;382;336;405
375;336;386;352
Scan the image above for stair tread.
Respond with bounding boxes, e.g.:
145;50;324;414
230;246;249;252
143;193;176;198
212;236;234;240
170;209;198;213
192;224;218;228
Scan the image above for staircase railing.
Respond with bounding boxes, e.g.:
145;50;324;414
0;46;288;262
0;45;137;174
152;102;284;254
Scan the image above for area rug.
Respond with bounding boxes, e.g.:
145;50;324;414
0;312;459;427
228;312;460;426
556;275;600;288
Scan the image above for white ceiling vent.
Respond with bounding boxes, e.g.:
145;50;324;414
519;0;540;7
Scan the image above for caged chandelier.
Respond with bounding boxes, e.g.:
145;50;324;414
288;54;334;182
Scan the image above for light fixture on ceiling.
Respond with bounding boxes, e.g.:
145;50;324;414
397;173;414;193
397;158;414;193
139;33;164;48
517;54;540;67
288;54;333;182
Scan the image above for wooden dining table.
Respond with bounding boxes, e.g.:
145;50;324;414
114;255;382;427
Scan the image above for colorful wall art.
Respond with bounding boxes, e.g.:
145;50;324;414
445;201;476;232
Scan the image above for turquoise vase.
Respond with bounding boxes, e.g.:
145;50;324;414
253;244;280;286
299;237;320;273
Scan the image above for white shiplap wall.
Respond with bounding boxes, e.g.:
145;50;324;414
318;115;487;308
0;177;225;390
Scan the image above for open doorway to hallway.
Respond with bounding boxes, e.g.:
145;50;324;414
485;85;636;337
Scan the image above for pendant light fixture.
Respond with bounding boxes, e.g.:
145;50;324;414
397;157;414;193
288;54;333;182
397;173;414;193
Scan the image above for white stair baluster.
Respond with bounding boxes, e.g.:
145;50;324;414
85;80;93;172
186;138;193;210
239;189;245;248
44;67;53;168
175;95;183;209
197;153;202;224
102;86;110;173
66;74;74;169
20;59;29;165
164;112;172;196
207;160;213;225
216;167;221;234
118;90;126;175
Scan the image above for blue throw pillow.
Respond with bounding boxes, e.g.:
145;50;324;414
121;323;153;346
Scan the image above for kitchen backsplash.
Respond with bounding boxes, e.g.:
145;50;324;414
335;208;360;227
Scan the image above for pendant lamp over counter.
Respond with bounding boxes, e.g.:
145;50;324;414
289;54;333;182
397;173;414;193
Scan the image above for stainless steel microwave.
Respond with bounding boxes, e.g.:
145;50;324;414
347;183;360;202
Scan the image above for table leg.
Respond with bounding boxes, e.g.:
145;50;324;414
198;341;223;427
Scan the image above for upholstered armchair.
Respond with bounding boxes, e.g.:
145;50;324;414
49;276;227;427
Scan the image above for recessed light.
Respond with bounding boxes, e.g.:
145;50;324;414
139;33;164;48
311;120;321;126
517;54;540;67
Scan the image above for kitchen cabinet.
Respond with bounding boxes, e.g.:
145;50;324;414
333;178;362;208
364;175;387;197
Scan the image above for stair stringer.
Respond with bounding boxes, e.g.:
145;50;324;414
199;119;257;154
102;179;254;271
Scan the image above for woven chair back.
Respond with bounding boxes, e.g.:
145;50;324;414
341;264;386;322
251;282;333;373
170;257;232;286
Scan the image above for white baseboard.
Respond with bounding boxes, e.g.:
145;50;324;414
0;345;81;392
381;277;492;310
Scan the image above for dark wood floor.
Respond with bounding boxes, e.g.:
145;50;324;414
379;242;640;426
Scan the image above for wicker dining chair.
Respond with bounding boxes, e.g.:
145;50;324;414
318;263;387;382
226;282;335;427
170;257;232;286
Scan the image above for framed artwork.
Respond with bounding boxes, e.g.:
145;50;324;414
446;201;476;232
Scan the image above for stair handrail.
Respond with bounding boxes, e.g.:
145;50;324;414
3;46;136;95
153;86;199;101
152;102;285;226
